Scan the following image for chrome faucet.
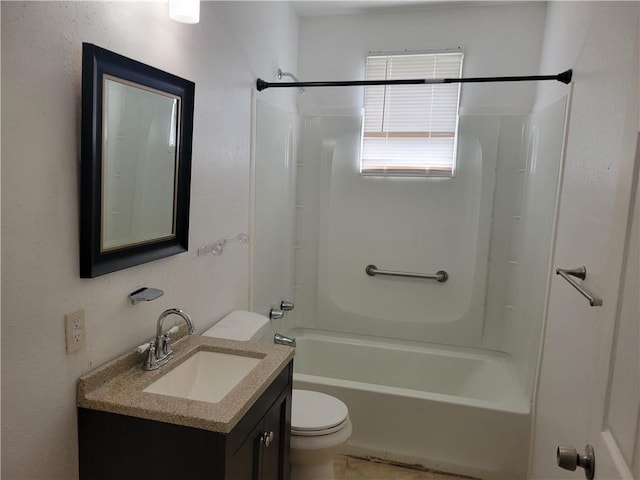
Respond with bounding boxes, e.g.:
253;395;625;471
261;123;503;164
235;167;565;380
143;308;196;371
274;333;296;348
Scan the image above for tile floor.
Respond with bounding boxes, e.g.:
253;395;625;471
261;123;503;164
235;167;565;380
333;455;481;480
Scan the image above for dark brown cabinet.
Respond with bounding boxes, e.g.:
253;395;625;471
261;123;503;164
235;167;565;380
78;361;292;480
227;390;290;480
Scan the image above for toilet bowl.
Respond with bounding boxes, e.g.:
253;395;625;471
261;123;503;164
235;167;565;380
290;389;352;480
203;311;352;479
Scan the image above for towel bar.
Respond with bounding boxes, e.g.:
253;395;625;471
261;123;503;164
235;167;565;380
556;266;603;307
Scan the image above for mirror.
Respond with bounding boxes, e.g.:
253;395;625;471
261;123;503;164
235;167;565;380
80;43;195;277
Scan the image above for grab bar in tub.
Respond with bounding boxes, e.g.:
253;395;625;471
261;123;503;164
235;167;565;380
365;265;448;282
555;266;603;307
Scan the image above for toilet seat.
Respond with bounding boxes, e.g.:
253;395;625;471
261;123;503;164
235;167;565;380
291;390;350;437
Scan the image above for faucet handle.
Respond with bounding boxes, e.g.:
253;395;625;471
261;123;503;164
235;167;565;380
161;333;172;357
144;344;157;370
135;342;152;354
269;309;285;320
280;301;294;311
166;326;179;336
160;326;180;357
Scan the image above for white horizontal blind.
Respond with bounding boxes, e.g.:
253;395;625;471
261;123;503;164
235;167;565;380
360;52;463;176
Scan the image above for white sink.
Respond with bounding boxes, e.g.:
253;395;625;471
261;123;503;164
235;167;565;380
143;350;262;403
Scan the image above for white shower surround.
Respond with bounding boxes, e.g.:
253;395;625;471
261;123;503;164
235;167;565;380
277;98;566;480
270;98;566;479
292;99;565;385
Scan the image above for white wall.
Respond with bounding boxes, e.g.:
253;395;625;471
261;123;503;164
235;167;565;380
297;2;547;116
1;2;298;478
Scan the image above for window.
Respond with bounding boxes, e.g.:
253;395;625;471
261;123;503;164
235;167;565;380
360;51;463;177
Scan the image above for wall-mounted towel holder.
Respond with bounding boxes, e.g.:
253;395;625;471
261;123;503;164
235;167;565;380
555;266;603;307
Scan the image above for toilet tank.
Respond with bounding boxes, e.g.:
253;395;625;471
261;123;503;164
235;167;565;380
201;310;270;341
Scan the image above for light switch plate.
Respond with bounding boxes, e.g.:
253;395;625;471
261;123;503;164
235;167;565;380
65;309;86;354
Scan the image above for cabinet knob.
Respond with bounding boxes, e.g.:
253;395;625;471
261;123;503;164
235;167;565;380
261;431;274;447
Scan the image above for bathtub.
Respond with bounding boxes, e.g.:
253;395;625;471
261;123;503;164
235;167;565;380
287;329;531;480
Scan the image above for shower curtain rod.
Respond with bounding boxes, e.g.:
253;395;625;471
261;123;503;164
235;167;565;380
256;69;572;91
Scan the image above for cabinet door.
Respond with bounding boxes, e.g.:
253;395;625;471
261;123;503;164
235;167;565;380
261;392;291;480
228;390;291;480
227;420;263;480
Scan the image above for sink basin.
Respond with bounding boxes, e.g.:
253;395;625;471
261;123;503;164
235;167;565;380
143;350;262;403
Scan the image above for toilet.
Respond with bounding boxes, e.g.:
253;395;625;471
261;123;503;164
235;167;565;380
290;389;352;480
202;311;352;480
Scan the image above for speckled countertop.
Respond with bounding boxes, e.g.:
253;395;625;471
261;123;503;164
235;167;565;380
77;335;294;433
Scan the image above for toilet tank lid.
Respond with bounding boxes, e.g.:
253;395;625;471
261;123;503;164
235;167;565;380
201;310;269;341
291;390;349;432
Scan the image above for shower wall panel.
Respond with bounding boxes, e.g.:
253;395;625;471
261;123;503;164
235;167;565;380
290;103;565;375
292;115;507;348
252;100;298;324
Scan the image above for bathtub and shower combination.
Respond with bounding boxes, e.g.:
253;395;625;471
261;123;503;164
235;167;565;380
253;96;567;479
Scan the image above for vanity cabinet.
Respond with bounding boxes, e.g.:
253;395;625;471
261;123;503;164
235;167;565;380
78;361;292;480
227;389;290;480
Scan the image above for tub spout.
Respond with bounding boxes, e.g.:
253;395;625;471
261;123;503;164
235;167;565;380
274;333;296;348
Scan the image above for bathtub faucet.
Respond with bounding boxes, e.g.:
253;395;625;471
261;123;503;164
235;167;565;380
274;333;296;348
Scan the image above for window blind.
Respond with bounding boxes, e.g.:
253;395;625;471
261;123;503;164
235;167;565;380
360;52;463;176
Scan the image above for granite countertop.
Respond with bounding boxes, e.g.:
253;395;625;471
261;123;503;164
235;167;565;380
77;335;294;433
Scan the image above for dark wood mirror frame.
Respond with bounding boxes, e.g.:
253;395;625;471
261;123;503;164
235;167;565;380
80;43;195;278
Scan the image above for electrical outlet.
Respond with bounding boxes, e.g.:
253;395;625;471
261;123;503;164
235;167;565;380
65;309;86;354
